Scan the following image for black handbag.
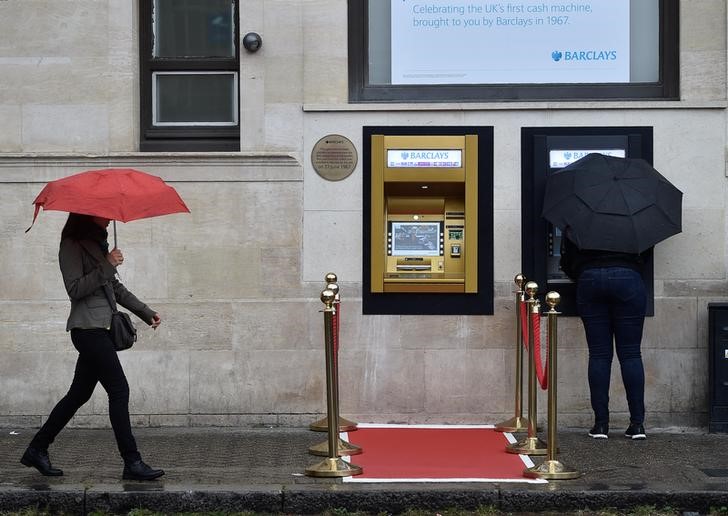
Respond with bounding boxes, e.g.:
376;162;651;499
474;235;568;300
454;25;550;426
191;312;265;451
102;284;137;351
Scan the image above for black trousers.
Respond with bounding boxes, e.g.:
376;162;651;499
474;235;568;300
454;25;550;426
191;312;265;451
30;328;141;463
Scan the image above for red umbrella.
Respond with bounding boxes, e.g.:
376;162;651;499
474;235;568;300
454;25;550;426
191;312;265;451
27;168;190;246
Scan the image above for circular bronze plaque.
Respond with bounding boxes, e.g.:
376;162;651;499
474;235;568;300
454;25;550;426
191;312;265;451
311;134;357;181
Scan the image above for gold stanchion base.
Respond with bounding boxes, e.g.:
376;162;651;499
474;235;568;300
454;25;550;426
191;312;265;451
494;415;531;433
524;459;581;480
309;416;357;432
308;438;363;456
506;436;548;455
305;457;362;478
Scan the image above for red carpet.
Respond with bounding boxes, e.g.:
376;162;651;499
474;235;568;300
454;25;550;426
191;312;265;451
341;424;546;483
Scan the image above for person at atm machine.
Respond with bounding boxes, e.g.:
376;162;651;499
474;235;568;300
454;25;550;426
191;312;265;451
560;231;649;441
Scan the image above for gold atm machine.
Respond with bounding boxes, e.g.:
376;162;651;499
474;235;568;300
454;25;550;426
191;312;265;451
363;127;493;315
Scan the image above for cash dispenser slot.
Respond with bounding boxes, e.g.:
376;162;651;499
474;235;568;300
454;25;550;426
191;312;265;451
396;257;432;271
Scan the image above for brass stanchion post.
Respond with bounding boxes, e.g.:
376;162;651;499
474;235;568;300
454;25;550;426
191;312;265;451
495;273;531;432
524;292;580;479
305;290;362;477
506;281;547;455
310;273;358;433
309;282;361;456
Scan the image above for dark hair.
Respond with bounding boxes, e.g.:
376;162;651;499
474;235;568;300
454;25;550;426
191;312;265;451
61;213;107;242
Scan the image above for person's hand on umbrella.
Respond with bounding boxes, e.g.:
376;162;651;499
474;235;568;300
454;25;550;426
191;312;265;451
106;248;124;267
150;313;162;330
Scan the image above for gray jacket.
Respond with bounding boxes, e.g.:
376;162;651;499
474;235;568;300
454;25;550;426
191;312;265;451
59;238;156;331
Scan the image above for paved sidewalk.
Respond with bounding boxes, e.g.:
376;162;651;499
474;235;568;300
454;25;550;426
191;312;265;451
1;426;727;514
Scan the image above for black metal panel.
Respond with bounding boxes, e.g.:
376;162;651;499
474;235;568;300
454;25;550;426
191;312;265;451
708;303;728;433
521;127;655;317
362;126;494;315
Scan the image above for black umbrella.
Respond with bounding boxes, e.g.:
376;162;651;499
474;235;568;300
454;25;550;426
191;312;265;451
541;153;682;254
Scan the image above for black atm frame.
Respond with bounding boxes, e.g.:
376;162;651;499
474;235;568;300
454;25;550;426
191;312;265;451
521;127;655;317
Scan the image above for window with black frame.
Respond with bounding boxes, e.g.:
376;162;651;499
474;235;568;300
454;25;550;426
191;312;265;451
140;0;240;151
348;0;678;103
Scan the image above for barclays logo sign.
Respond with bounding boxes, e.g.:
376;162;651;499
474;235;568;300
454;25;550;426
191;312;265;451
552;50;617;62
388;149;463;168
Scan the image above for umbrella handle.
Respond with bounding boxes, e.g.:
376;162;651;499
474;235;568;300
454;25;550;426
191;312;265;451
111;220;122;280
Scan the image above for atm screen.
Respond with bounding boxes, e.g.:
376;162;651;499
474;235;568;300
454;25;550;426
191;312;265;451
390;222;441;256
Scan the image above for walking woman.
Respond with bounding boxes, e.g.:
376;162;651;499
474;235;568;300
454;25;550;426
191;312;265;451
560;232;649;441
21;213;164;480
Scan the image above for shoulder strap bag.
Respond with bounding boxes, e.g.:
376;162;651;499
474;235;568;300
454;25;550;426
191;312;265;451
101;284;137;351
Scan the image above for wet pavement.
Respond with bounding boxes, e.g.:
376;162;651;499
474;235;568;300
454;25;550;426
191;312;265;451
1;426;727;514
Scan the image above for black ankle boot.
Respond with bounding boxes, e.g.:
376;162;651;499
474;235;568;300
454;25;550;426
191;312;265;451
122;459;165;481
20;447;63;476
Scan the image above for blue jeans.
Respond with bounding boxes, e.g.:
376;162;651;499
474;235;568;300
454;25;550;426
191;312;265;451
577;267;646;426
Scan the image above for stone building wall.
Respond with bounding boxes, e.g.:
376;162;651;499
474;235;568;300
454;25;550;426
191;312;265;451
0;1;726;430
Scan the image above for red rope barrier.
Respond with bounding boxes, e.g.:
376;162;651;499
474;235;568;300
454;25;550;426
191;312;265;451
519;301;549;389
531;312;548;390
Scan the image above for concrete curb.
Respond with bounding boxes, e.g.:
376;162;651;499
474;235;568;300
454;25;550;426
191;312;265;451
3;486;728;514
